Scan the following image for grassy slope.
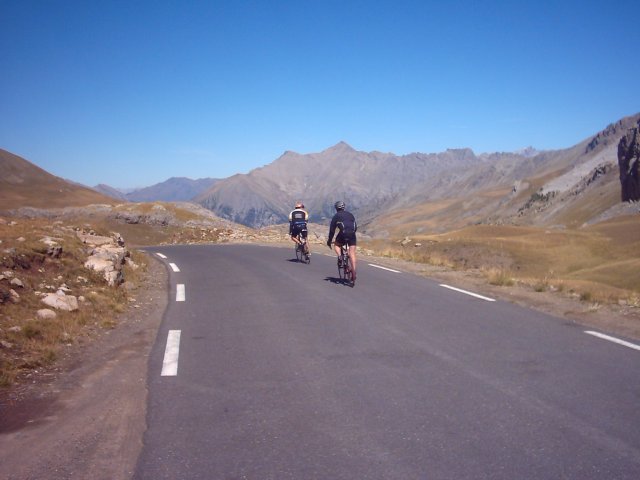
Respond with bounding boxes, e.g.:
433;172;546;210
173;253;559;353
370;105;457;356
0;149;114;210
363;148;639;300
366;213;640;301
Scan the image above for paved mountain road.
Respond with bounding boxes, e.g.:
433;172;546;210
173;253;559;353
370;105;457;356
135;244;640;479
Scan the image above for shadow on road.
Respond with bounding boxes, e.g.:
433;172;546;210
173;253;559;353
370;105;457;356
324;276;353;287
287;258;311;264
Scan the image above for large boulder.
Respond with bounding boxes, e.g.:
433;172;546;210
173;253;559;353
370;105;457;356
41;292;79;311
80;231;128;286
618;119;640;201
84;245;126;286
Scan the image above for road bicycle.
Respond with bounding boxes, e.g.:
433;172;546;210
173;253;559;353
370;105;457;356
295;232;310;264
337;243;355;286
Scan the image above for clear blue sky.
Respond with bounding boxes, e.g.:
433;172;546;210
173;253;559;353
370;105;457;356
1;0;639;188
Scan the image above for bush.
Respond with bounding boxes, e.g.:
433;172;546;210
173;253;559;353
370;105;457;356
485;268;515;286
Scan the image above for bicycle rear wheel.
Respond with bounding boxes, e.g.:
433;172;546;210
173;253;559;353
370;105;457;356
302;240;310;264
339;246;354;286
337;254;346;279
344;261;354;286
295;243;304;262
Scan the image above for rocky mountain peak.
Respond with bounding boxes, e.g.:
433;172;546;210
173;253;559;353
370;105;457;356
586;114;640;153
323;141;356;154
515;146;539;158
618;117;640;201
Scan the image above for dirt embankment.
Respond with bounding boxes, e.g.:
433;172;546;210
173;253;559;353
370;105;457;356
0;256;167;480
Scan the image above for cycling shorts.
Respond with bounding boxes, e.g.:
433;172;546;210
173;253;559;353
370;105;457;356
335;231;356;247
291;224;308;239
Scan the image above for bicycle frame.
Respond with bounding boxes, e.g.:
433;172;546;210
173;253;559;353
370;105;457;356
339;244;350;266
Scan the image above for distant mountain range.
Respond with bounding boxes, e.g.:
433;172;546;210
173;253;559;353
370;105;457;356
192;113;640;231
194;142;491;226
93;177;219;203
2;112;638;236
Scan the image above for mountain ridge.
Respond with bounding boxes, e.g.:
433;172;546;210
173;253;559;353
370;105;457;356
0;148;114;211
2;112;638;233
93;176;220;203
195;112;640;231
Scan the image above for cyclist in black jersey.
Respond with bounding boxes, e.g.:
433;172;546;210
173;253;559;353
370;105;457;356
326;201;357;281
289;202;309;254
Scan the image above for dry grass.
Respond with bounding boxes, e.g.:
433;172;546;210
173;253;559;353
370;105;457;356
366;214;640;305
112;202;201;223
0;217;147;387
484;268;515;286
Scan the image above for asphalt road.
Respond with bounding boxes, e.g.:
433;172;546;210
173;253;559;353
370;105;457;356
135;244;640;480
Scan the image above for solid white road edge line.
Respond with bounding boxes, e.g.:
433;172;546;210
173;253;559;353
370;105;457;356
585;331;640;352
440;284;496;302
169;263;180;272
176;284;185;302
156;253;167;259
161;330;181;376
369;264;401;273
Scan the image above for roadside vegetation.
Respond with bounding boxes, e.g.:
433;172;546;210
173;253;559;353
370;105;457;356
0;218;146;387
74;202;232;247
365;214;640;308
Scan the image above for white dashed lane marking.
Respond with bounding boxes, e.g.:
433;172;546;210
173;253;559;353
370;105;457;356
585;331;640;352
440;284;496;302
161;330;181;376
169;263;180;272
176;284;185;302
156;253;167;259
369;264;401;273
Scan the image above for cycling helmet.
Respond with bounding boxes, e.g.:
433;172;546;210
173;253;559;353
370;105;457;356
295;202;304;209
334;201;345;211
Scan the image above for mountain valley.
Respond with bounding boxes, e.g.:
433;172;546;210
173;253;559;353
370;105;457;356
1;112;640;393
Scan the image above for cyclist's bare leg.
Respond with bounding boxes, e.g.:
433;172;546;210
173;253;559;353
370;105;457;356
291;235;301;246
333;243;345;266
348;245;357;273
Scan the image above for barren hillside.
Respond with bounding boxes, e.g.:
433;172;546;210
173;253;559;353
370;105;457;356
0;149;114;211
365;113;640;236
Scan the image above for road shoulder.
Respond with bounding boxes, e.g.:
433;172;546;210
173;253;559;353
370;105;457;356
362;253;640;341
0;254;167;480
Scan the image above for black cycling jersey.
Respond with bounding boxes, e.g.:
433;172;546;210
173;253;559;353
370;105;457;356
328;210;357;245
